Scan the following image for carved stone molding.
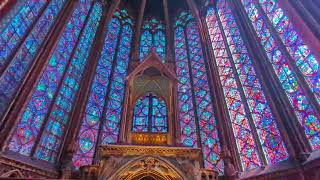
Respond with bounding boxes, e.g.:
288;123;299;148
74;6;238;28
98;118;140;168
0;156;59;178
97;144;202;160
80;145;218;180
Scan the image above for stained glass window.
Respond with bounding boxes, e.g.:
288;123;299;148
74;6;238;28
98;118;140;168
35;2;103;163
0;0;66;119
73;9;133;168
140;18;166;62
132;93;168;133
258;0;319;104
206;0;288;170
0;0;47;69
8;0;100;160
240;0;320;150
175;11;223;173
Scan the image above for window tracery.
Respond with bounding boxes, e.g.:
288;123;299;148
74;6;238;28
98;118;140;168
72;9;133;168
132;93;168;133
206;0;288;170
175;11;223;173
140;18;166;62
0;0;66;120
240;0;320;150
8;0;102;163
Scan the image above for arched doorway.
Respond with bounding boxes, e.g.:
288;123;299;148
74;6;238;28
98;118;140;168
105;156;187;180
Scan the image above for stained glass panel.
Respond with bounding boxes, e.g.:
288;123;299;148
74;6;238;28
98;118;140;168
8;0;93;156
132;94;168;133
258;0;319;104
206;6;260;170
132;95;150;132
151;95;168;133
241;0;320;150
139;30;152;61
0;0;66;118
207;0;288;169
101;24;133;145
0;0;47;69
72;17;121;168
35;2;102;163
175;12;223;173
175;27;198;148
140;18;166;62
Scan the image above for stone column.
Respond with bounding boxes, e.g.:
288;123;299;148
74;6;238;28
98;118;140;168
130;0;147;63
163;0;174;63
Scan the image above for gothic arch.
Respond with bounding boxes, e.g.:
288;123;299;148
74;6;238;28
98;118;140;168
105;156;188;180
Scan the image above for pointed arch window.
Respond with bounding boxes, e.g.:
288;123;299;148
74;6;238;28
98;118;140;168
0;0;66;119
240;0;319;150
206;0;288;170
175;11;223;173
72;9;133;168
8;0;102;163
140;18;166;62
132;93;168;133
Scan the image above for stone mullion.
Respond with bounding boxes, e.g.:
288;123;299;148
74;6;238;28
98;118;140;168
199;10;242;172
29;0;96;158
170;20;181;145
183;26;203;160
0;0;77;152
131;0;146;62
214;8;268;167
0;0;51;74
58;1;113;168
163;0;174;63
231;0;312;161
253;0;320;115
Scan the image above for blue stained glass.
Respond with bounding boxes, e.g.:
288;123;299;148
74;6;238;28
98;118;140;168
175;11;223;173
132;93;168;133
35;2;102;163
258;0;320;105
0;0;66;119
73;10;133;168
101;24;133;144
8;0;93;156
140;18;166;62
154;31;166;61
0;0;47;69
72;17;121;168
140;31;152;61
241;0;320;150
133;96;150;132
175;27;198;148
